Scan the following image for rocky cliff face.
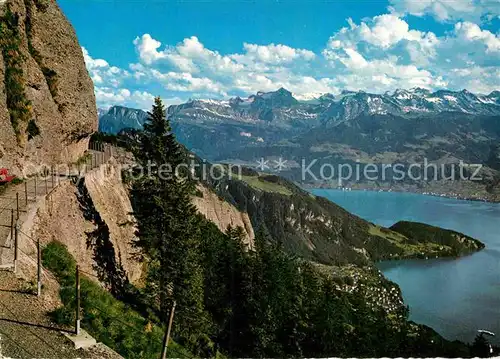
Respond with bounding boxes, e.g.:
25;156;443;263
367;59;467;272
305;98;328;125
32;161;142;287
0;0;97;175
202;170;485;265
99;106;148;134
192;184;255;250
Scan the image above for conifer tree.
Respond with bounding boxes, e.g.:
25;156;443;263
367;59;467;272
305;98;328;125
131;97;208;350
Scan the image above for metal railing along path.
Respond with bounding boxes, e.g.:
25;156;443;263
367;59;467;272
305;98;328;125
0;143;115;272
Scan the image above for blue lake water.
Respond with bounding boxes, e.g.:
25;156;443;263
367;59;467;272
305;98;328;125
311;189;500;345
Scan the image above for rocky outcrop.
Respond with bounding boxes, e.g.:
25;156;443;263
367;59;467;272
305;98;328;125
83;161;142;284
192;184;255;249
202;170;485;265
32;162;142;287
0;0;97;175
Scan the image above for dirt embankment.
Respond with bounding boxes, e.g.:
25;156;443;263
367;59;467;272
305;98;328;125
16;158;256;287
27;161;142;285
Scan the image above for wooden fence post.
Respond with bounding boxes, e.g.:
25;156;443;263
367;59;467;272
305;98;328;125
13;222;18;274
37;239;42;296
160;301;177;359
45;175;48;195
75;265;81;335
24;181;28;206
16;192;19;220
10;209;14;249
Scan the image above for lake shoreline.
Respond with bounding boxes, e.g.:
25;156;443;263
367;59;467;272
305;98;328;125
303;183;500;204
312;189;500;346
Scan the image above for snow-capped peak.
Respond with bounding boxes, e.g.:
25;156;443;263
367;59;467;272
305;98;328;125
293;92;325;103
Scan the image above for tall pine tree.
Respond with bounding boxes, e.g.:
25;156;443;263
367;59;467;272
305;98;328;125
130;97;209;351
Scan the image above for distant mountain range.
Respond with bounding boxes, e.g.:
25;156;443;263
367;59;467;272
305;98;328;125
165;87;500;129
99;87;500;133
98;105;149;134
98;87;500;201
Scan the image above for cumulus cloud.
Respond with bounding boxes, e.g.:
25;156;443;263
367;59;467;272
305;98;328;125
83;12;499;108
322;15;446;91
131;34;328;97
237;43;315;64
322;14;498;93
389;0;500;22
325;14;439;58
454;22;500;52
329;14;439;50
83;47;183;109
132;34;166;65
447;66;500;94
82;47;129;87
134;35;243;74
324;47;447;91
95;87;182;110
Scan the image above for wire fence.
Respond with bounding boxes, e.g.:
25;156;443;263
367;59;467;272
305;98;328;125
71;267;192;359
0;144;193;359
0;143;126;357
0;143;114;271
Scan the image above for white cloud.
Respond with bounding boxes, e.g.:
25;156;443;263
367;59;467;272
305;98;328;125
84;13;499;107
327;14;439;50
132;34;166;65
95;87;182;110
321;14;498;93
454;22;500;52
152;70;226;95
134;35;243;74
324;47;446;91
389;0;500;22
131;34;328;97
239;43;315;64
321;15;448;92
82;47;182;109
447;66;500;93
82;47;129;87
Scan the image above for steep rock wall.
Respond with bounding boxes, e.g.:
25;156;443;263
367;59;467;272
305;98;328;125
83;161;142;284
193;184;255;249
32;163;142;286
0;0;97;175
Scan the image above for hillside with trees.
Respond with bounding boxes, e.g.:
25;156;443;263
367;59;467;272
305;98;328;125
84;97;489;358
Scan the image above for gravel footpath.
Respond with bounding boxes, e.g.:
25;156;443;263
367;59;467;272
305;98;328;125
0;150;123;358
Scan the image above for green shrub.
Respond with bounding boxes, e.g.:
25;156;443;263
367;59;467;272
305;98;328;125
42;67;58;97
42;242;190;359
42;242;76;283
73;152;92;166
0;6;32;143
11;177;23;185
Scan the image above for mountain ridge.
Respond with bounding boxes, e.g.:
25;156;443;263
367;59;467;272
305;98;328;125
100;87;500;134
98;87;500;201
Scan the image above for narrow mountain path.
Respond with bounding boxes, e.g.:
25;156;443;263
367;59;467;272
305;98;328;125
0;149;122;358
0;174;58;268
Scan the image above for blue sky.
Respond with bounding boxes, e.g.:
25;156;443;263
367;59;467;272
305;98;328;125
59;0;500;109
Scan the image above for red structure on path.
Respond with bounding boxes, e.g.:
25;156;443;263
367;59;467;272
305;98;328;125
0;168;16;184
